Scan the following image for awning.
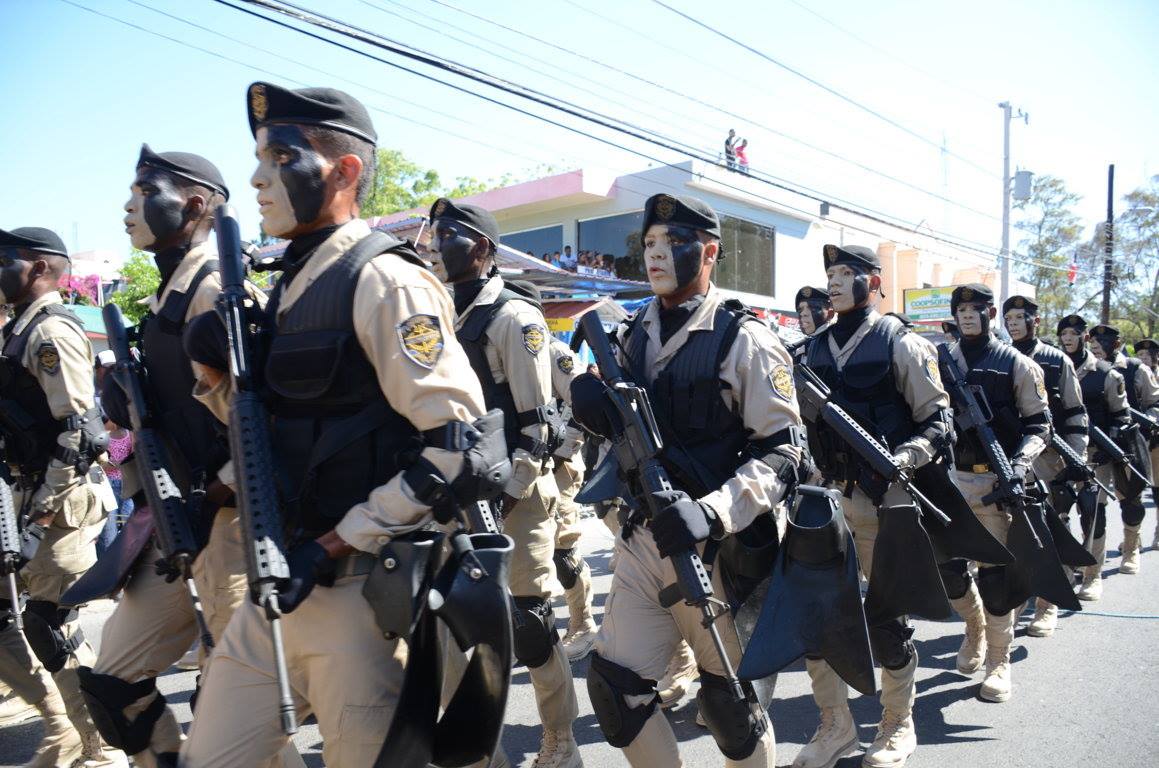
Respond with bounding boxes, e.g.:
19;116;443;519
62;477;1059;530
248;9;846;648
543;297;628;334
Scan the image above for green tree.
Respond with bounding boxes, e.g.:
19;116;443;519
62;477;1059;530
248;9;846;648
1102;176;1159;341
109;250;159;325
1013;175;1087;333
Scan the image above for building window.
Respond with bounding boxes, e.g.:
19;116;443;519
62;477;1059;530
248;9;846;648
503;225;563;261
577;211;644;279
716;215;775;296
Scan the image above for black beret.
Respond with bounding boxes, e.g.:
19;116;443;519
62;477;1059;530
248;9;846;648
428;197;500;245
182;311;229;372
1057;314;1088;334
1134;339;1158;353
0;226;68;259
136;144;229;200
941;319;958;333
640;194;721;244
885;312;915;329
1001;295;1038;315
823;244;879;270
506;280;542;303
794;286;830;306
950;283;993;313
1088;324;1120;339
247;81;376;145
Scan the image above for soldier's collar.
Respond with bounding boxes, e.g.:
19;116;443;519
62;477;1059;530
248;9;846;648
10;290;64;336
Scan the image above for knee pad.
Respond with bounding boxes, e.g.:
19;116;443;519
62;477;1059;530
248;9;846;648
553;548;584;591
511;596;559;668
975;566;1013;616
938;558;972;600
1120;499;1146;527
77;667;166;755
22;600;83;673
695;670;766;761
868;619;915;670
1082;504;1108;540
587;652;658;748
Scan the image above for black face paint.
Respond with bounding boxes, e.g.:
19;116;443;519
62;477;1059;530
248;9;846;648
0;248;30;306
808;304;829;332
851;272;871;306
431;218;482;283
667;225;704;290
137;169;187;246
1091;335;1117;359
265;124;327;226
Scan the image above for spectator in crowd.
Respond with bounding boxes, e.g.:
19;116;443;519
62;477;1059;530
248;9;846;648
561;245;577;271
736;138;750;175
552;250;562;268
724;128;738;170
93;350;133;556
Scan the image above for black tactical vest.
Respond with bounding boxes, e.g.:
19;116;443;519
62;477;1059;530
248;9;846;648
0;303;86;476
1028;340;1067;427
950;338;1022;464
262;232;423;540
806;315;916;475
1078;354;1115;430
139;259;227;488
1120;357;1144;410
620;300;753;498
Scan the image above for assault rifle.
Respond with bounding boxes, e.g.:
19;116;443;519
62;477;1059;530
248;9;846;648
0;475;22;630
102;303;214;651
215;205;297;736
575;310;764;728
937;346;1043;549
794;364;950;525
1129;407;1159;435
1048;432;1112;495
1088;425;1150;485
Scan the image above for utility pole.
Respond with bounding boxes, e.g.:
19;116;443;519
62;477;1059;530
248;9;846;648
998;102;1029;310
1102;164;1115;323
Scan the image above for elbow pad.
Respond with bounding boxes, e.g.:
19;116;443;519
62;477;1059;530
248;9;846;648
1019;410;1050;437
916;410;953;454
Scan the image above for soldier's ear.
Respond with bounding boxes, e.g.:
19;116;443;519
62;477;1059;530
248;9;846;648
988;306;997;321
702;239;719;263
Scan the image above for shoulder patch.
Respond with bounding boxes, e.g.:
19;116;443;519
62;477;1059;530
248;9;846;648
1118;376;1126;396
1034;372;1046;399
522;324;546;356
36;342;60;376
557;354;574;375
924;356;942;388
397;314;444;369
770;364;794;401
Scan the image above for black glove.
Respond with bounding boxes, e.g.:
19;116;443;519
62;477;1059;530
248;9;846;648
569;373;621;439
100;376;132;430
274;541;336;614
649;490;715;559
1064;462;1092;483
154;557;183;584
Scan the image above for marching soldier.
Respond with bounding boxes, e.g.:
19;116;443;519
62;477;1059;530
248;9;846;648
942;285;1050;704
1133;338;1159;549
796;244;952;768
793;286;833;361
1058;316;1131;600
1088;324;1158;575
571;193;802;767
179;82;501;767
427;200;582;767
1002;295;1088;637
0;226;126;767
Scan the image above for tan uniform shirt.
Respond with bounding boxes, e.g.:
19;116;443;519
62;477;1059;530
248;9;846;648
9;292;101;509
947;337;1049;464
804;311;949;467
548;336;584;460
1021;339;1088;479
1115;353;1159;416
617;285;803;534
453;275;554;498
195;219;486;554
1074;349;1129;423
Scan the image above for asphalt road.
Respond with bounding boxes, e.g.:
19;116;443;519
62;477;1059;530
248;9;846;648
3;500;1158;767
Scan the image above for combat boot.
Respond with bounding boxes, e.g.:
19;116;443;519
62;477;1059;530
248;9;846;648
530;728;582;768
792;706;857;768
76;730;129;768
1078;536;1105;601
22;686;84;768
862;710;916;768
560;564;597;662
979;611;1014;703
0;691;38;726
1027;599;1057;638
950;584;986;675
1120;525;1142;575
657;640;698;709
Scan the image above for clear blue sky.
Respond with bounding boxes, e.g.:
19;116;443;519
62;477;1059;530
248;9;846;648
1;0;1156;270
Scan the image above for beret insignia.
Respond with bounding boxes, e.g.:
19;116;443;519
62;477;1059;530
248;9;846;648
557;354;574;375
250;83;268;122
961;287;974;301
801;287;812;298
655;196;675;221
434;199;447;217
397;314;443;369
770;364;794;401
925;357;942;388
37;343;60;376
522;324;546;356
1014;297;1024;308
824;244;838;264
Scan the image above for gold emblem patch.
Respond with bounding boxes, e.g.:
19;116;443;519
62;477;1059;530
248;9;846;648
1014;296;1025;308
397;314;443;369
434;199;447;216
925;357;942;387
36;343;60;376
557;355;574;375
1035;374;1046;399
824;244;838;264
522;324;546;356
655;196;675;221
250;84;268;122
770;365;794;401
961;287;974;301
801;287;812;298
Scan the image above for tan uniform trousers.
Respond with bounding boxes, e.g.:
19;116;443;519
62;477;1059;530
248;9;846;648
0;482;110;751
951;470;1016;652
91;506;250;757
807;486;917;717
180;567;406;768
593;525;775;767
553;456;585;551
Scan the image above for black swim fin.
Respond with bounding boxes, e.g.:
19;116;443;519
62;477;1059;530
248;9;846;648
914;462;1013;565
864;504;952;624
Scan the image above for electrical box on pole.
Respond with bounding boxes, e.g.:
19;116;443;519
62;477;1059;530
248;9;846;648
1013;170;1034;201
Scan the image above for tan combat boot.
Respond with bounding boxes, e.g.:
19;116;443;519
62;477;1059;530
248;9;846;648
1078;536;1105;601
22;686;84;768
862;710;916;768
657;640;698;709
76;729;130;768
560;564;597;662
1120;525;1142;575
0;690;39;727
530;728;582;768
979;611;1014;703
950;583;987;675
1027;599;1058;638
792;706;858;768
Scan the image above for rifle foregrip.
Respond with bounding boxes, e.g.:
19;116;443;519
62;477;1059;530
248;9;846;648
671;550;714;605
579;310;625;383
133;429;198;560
0;485;18;557
229;393;291;587
820;403;898;479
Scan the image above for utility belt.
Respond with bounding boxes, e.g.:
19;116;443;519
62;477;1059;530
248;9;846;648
335;551;377;579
